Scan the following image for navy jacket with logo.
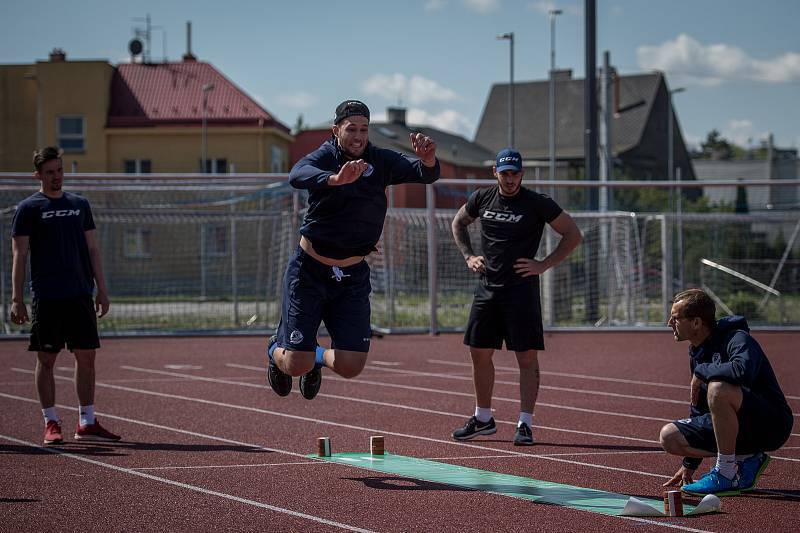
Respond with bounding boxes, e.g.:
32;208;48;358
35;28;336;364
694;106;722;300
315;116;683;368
289;139;440;259
688;315;790;418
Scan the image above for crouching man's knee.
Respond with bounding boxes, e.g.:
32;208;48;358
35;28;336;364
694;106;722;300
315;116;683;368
659;423;689;455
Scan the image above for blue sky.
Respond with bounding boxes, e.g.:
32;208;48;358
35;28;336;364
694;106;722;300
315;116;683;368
3;0;799;150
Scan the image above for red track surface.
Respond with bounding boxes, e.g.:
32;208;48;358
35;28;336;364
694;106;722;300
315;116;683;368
1;331;798;532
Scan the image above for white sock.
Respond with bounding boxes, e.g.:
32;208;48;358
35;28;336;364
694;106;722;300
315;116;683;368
715;453;738;479
735;453;754;462
42;407;59;424
518;412;533;428
79;405;95;427
474;406;493;423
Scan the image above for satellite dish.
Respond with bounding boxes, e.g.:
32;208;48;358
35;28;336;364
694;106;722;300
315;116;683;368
129;38;143;56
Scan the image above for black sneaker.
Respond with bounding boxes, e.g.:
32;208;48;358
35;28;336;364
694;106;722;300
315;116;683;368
452;416;496;441
299;366;322;400
266;335;292;397
513;423;535;446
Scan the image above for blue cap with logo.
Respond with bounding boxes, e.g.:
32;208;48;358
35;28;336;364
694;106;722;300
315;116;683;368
495;148;523;172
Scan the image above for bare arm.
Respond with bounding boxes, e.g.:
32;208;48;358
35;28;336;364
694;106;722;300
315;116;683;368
85;229;110;317
10;236;29;324
514;211;583;277
451;205;485;273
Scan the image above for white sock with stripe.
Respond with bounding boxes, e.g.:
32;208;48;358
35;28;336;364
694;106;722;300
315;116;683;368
474;407;493;423
79;405;95;427
42;407;58;425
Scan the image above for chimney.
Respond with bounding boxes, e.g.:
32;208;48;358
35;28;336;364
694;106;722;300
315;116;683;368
183;21;197;61
49;48;66;62
387;107;406;126
552;69;572;81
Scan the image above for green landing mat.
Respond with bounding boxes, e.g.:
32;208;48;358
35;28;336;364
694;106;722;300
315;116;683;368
311;452;694;517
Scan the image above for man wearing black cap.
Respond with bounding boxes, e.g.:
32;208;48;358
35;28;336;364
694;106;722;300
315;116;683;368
450;148;581;445
266;99;440;400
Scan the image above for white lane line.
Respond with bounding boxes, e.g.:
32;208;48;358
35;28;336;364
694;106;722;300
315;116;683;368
133;461;327;471
428;358;689;390
0;432;377;533
118;365;664;440
362;364;800;413
137;364;673;423
0;394;711;533
356;365;689;405
427;358;800;401
537;451;666;458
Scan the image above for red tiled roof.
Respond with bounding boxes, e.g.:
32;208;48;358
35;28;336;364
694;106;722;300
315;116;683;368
107;61;289;132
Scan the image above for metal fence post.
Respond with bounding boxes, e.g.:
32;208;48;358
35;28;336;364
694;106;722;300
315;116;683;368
230;203;238;326
386;187;396;328
660;214;673;321
426;184;438;335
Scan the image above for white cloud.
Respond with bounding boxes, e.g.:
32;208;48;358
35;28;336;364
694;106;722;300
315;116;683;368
637;33;800;86
361;73;461;105
721;118;767;148
424;0;447;11
407;108;474;137
277;91;319;108
463;0;501;14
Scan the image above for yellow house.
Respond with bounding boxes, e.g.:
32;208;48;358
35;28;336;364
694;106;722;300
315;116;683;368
0;49;292;173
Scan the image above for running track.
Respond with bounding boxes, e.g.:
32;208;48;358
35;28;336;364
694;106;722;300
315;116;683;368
1;331;798;532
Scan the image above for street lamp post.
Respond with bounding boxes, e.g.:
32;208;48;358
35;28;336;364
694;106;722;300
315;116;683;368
549;8;562;183
497;32;515;147
201;83;215;173
668;86;686;286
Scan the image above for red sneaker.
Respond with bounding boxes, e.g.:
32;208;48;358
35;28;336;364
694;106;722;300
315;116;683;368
74;419;121;442
44;420;63;445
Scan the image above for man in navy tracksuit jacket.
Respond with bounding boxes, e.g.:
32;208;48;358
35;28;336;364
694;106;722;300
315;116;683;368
660;288;793;496
266;99;440;400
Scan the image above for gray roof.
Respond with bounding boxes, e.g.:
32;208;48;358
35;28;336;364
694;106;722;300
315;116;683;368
369;121;495;167
475;72;662;160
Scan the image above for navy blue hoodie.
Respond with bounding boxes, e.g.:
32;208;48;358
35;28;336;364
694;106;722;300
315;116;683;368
289;140;440;259
681;316;792;470
688;315;791;418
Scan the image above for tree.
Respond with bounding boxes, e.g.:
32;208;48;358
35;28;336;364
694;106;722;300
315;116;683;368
293;114;306;135
700;129;734;160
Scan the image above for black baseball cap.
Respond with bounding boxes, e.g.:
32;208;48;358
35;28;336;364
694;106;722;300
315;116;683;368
334;100;370;124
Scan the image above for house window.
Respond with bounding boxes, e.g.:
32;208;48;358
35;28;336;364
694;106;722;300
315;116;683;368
123;228;151;258
124;159;152;174
203;225;228;256
202;158;228;173
57;116;85;152
270;145;285;173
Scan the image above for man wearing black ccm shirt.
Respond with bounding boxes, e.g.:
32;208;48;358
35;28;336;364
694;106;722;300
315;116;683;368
11;147;119;446
266;100;439;400
450;149;581;445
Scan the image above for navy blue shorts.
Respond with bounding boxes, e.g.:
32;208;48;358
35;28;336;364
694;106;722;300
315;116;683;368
673;387;794;455
463;280;544;352
276;247;372;353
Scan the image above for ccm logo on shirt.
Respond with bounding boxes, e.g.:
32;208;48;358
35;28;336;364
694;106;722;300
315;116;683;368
482;210;522;223
41;209;80;219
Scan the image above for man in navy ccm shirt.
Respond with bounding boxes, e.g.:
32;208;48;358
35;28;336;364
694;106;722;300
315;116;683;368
450;149;582;445
11;147;120;445
661;288;792;495
266;100;440;400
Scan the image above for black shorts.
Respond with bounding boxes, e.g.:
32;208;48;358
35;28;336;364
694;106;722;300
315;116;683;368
463;280;544;352
28;295;100;353
673;388;794;455
277;246;372;353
